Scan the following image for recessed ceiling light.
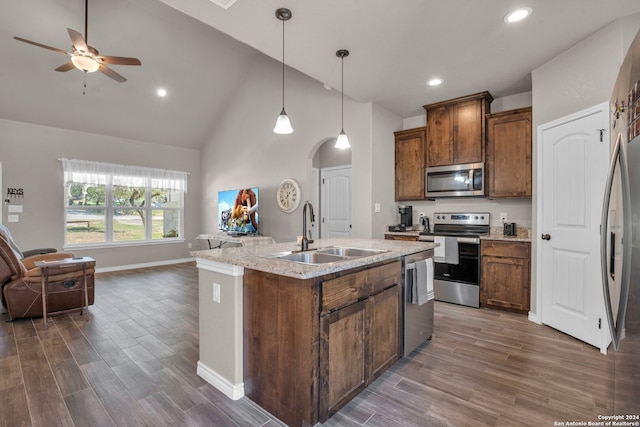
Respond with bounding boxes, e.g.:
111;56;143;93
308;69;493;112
504;7;532;23
157;88;167;97
428;78;443;86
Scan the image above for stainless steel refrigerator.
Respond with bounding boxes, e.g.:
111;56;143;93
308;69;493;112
601;27;640;413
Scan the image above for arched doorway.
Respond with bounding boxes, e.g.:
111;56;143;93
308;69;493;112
311;138;352;238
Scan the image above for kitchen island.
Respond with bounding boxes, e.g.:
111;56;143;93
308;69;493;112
191;238;436;426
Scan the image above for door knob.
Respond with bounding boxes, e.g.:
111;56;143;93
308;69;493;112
541;233;551;241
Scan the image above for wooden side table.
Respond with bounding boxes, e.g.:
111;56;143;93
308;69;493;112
34;256;95;329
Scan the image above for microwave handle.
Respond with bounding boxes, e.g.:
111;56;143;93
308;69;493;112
468;169;474;190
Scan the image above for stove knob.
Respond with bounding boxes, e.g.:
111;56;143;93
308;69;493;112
474;216;479;220
481;215;485;220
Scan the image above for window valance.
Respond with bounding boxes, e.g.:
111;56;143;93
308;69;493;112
61;158;188;192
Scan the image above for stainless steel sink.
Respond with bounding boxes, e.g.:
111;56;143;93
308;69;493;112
315;247;388;257
272;251;348;264
266;246;388;265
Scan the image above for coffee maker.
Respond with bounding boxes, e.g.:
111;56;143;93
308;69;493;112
398;205;413;227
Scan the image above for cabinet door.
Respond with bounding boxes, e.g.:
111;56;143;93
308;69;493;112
486;108;532;198
394;127;426;201
368;284;401;381
453;99;484;164
319;300;367;421
481;254;530;313
426;105;453;166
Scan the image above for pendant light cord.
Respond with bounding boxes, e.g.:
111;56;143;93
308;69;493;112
281;17;285;109
84;0;89;42
341;55;344;129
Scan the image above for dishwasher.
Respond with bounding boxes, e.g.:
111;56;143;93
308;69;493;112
402;250;434;356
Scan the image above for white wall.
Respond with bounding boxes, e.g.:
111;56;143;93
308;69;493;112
199;54;380;244
0;118;201;269
530;12;640;315
371;104;402;238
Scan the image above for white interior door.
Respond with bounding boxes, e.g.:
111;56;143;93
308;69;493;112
538;102;610;351
320;166;351;238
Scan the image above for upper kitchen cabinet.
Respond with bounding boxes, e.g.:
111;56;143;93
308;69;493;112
424;91;493;167
486;107;532;198
394;127;426;201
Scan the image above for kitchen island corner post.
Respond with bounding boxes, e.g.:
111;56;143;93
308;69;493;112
195;257;245;400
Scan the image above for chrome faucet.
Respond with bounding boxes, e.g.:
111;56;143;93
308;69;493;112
302;201;315;251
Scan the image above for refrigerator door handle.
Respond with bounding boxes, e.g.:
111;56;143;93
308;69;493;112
600;133;632;351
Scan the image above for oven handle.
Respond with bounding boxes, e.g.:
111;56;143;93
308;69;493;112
418;236;479;244
457;237;479;244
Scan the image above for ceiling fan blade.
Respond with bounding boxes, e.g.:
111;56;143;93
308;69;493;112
67;28;88;52
13;36;69;55
98;55;141;66
99;64;127;82
55;62;76;72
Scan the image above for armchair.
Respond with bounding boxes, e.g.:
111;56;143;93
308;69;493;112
0;233;95;320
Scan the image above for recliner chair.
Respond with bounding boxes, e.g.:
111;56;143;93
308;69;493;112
0;229;95;320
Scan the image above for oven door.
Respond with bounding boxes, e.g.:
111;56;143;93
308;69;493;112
433;242;479;284
425;163;484;198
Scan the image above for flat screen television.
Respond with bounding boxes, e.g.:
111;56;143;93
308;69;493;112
218;187;259;235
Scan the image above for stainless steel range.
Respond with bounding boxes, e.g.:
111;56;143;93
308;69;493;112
418;212;490;307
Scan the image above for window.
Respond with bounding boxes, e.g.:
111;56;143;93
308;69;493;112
62;159;187;247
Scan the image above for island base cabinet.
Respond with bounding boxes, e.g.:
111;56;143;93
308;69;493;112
368;284;402;379
319;284;401;422
243;261;401;426
243;270;319;427
319;300;367;421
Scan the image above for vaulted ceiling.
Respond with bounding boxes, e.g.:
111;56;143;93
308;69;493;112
2;0;639;149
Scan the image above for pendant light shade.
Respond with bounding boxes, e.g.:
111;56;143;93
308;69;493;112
335;49;350;149
274;8;293;135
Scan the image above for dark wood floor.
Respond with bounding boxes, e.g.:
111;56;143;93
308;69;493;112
1;262;616;427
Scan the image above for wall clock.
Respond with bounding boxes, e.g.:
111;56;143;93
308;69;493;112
277;178;301;213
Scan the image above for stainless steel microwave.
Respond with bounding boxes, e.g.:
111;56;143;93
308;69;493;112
425;163;485;198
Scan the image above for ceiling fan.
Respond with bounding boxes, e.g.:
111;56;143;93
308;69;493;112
13;0;141;82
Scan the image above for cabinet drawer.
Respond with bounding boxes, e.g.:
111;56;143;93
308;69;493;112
322;261;401;313
481;241;530;259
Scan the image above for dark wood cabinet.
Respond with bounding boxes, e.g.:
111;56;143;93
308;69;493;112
481;240;531;314
394;127;426;201
367;284;402;379
244;260;402;426
384;233;419;241
319;299;367;420
424;91;493;167
486;107;532;198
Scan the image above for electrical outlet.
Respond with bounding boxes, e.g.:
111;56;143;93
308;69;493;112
213;283;221;303
419;212;425;218
500;212;508;223
188;242;192;249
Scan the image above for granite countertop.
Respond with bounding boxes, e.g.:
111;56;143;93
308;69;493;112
480;234;532;242
191;237;437;279
385;227;532;243
481;225;532;242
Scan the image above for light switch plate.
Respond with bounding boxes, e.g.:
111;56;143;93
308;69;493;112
213;283;221;303
8;205;23;213
8;215;19;223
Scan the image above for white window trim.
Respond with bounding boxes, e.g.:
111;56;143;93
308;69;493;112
61;159;187;248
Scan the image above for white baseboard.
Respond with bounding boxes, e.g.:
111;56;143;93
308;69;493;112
528;311;541;324
197;361;244;400
95;257;195;273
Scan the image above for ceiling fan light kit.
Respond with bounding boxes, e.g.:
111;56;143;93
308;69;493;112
13;0;141;83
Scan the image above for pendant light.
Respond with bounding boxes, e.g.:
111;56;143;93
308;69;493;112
335;49;350;149
273;8;293;134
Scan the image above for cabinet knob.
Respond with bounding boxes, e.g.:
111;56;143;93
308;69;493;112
541;233;551;241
